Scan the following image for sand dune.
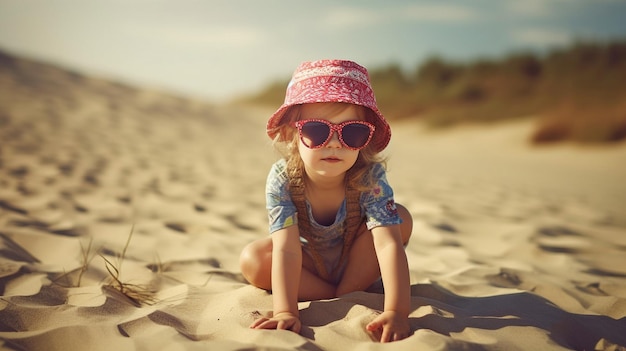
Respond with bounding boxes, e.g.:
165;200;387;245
1;52;625;350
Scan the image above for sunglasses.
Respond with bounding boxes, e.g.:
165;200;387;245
294;119;375;150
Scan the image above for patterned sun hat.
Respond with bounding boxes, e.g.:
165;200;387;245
266;59;391;152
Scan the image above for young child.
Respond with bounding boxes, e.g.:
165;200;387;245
239;59;413;343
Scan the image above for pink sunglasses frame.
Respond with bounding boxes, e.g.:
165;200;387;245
294;119;376;151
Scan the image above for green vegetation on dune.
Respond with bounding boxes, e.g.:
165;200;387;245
241;40;626;144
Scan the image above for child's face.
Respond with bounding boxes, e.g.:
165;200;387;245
297;103;364;180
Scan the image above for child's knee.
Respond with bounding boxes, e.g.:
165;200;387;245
239;239;272;289
239;242;256;269
239;243;255;278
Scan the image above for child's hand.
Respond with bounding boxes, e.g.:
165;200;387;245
250;312;301;333
366;311;410;343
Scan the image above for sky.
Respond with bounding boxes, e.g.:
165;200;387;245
1;0;625;102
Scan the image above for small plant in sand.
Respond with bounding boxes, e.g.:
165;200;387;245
51;237;96;288
100;224;157;306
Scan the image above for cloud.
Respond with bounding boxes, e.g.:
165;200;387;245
403;4;479;21
126;24;268;49
505;0;593;18
506;0;554;17
511;28;572;46
321;3;479;28
322;7;384;28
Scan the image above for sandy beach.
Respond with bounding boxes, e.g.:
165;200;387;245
1;54;625;350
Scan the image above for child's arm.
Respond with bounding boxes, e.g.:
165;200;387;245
250;225;302;332
366;225;410;342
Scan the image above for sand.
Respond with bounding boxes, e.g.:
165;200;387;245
1;54;625;350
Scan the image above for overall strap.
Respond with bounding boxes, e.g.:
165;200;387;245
289;174;363;283
340;186;363;278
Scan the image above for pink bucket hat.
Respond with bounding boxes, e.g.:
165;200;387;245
266;59;391;152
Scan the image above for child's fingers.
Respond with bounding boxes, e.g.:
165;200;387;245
380;327;392;343
251;318;278;330
392;331;403;342
277;320;301;333
366;321;408;343
366;320;381;331
251;317;300;333
366;320;385;342
250;317;269;329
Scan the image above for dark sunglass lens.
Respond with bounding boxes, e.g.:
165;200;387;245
342;124;371;148
301;122;330;147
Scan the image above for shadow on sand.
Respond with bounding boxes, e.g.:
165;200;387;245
300;283;626;349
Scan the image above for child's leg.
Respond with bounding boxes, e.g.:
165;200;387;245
335;204;413;296
239;236;337;301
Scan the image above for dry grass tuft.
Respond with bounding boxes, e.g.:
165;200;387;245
100;224;158;306
51;237;96;288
